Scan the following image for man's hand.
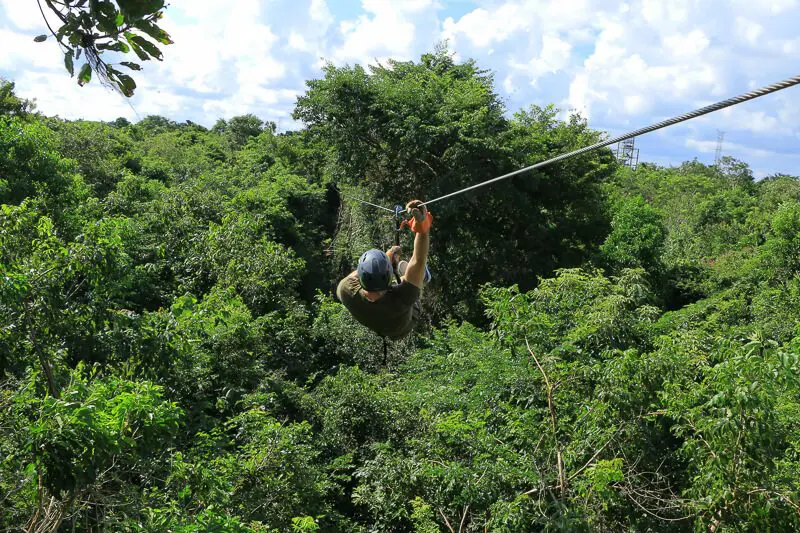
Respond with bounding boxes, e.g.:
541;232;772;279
386;245;402;267
402;199;430;289
406;199;427;223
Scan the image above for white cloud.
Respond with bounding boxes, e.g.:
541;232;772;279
768;0;797;13
441;0;595;50
14;71;135;121
777;95;800;125
568;72;605;116
0;0;48;30
0;29;60;71
503;74;516;94
718;106;784;134
624;94;646;114
442;4;527;48
641;0;691;25
685;137;795;159
770;0;797;11
310;0;334;27
334;0;439;64
561;3;731;122
663;30;710;58
337;15;415;62
158;0;284;93
511;34;572;83
288;31;310;52
1;0;799;177
202;89;298;120
730;0;797;15
735;17;763;44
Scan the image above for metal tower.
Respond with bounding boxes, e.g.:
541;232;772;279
616;137;639;170
715;130;725;165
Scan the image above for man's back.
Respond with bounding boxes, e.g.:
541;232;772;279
336;273;420;340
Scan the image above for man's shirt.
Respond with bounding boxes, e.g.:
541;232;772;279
336;273;420;340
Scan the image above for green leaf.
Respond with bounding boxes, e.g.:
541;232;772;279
34;34;48;42
115;13;125;26
97;16;117;35
77;63;92;86
116;73;137;97
92;1;120;34
133;19;173;45
101;41;130;53
118;0;164;21
64;51;74;76
129;35;163;60
125;32;150;61
120;61;141;71
107;65;137;96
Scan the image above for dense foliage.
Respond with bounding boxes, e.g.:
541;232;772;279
2;49;799;532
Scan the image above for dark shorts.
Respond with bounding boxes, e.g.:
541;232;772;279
412;298;421;321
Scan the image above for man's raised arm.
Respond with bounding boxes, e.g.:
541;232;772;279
402;200;431;289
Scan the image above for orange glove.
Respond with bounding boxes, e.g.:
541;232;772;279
409;211;433;233
406;200;432;234
386;245;401;267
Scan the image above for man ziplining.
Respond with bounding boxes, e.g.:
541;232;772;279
332;72;800;344
336;200;432;340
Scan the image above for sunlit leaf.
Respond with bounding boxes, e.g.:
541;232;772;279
120;61;141;71
129;35;163;60
134;19;173;45
77;63;92;86
64;51;74;76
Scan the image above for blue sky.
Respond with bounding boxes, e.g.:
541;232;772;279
1;0;799;177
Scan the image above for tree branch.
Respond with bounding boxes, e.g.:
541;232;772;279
623;490;694;522
438;508;455;533
36;0;69;53
23;299;59;399
526;337;565;493
567;435;615;482
42;0;68;25
458;505;469;533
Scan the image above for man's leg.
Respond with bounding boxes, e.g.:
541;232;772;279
398;260;431;283
398;260;408;277
398;260;424;323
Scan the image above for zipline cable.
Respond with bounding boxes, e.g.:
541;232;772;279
343;195;396;213
418;73;800;208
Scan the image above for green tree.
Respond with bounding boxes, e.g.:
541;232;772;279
0;117;85;216
213;114;271;150
295;46;614;322
0;79;36;117
600;196;666;271
762;202;800;282
1;366;181;531
49;118;137;196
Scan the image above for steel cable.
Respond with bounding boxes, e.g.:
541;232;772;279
419;74;800;207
